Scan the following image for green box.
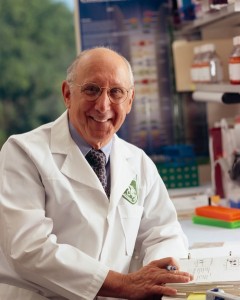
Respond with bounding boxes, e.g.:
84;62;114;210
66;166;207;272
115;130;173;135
156;162;199;189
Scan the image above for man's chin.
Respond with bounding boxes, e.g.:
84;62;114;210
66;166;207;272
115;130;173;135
87;129;112;144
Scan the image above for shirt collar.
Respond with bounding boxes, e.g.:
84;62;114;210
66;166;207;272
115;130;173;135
68;121;112;163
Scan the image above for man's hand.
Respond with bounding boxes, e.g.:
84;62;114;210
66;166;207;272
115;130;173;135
98;257;193;299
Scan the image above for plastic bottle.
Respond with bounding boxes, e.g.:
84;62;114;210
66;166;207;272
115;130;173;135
197;44;206;83
190;46;201;83
228;36;240;85
201;43;223;83
199;44;208;83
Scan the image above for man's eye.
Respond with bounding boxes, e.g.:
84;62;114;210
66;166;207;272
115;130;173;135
82;85;99;95
110;87;124;97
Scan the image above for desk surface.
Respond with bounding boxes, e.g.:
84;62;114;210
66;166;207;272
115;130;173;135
180;219;240;247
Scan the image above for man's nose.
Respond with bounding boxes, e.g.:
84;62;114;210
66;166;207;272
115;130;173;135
94;88;111;112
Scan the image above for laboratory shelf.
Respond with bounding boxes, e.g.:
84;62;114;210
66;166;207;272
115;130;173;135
177;3;240;34
192;83;240;103
195;83;240;93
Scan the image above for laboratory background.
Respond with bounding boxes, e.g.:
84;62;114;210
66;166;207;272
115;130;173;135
1;0;240;295
72;0;240;254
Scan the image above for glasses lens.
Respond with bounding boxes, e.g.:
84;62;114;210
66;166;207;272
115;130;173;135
81;83;100;100
109;87;128;103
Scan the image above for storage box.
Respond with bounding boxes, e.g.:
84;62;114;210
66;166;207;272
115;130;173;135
156;162;199;189
155;144;199;189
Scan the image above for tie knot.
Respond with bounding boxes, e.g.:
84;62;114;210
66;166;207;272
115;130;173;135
86;149;106;169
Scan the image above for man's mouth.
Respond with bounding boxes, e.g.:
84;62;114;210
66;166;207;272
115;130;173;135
91;116;110;122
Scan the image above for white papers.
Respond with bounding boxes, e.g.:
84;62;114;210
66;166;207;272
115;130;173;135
165;242;240;299
179;256;240;283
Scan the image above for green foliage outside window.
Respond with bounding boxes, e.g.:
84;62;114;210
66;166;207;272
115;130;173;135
0;0;76;146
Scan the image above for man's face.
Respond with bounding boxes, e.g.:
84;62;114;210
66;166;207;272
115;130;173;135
62;49;134;149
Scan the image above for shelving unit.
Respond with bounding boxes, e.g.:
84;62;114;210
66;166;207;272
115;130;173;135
173;10;240;92
195;83;240;93
171;3;240;186
177;3;240;35
172;38;233;92
172;4;240;101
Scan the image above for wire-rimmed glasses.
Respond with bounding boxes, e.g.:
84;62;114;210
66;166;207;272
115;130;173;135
70;82;132;104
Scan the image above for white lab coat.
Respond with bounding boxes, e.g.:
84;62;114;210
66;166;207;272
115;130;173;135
0;111;188;300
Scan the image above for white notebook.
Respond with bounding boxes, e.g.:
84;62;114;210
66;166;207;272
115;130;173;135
164;255;240;298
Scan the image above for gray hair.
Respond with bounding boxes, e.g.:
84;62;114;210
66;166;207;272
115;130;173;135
66;47;134;86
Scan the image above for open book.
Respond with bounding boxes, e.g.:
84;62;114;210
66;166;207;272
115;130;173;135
163;255;240;299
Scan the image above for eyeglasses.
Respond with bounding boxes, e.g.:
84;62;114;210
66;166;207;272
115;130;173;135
71;82;132;104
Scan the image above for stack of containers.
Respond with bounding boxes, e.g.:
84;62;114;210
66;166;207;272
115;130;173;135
155;144;199;189
190;36;240;85
192;205;240;228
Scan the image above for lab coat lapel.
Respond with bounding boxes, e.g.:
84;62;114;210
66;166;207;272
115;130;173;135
50;111;103;191
61;144;103;191
110;136;137;202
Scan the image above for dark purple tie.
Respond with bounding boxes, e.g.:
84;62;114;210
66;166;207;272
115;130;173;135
86;149;109;197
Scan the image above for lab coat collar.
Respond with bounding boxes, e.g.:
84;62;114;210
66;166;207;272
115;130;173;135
50;111;104;192
50;111;137;200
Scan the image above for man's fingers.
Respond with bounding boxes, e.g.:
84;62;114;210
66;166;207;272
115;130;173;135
149;258;193;283
155;270;193;285
151;284;178;297
150;257;180;269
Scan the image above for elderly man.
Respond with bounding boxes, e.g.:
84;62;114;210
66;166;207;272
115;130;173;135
0;47;192;300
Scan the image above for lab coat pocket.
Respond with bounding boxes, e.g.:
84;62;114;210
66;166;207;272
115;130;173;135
118;205;143;256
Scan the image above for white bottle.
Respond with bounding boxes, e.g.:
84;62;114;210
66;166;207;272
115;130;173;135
228;36;240;85
197;44;206;83
199;44;208;83
190;46;201;83
201;43;223;83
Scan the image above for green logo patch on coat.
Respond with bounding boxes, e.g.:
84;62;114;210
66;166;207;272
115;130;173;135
123;177;138;204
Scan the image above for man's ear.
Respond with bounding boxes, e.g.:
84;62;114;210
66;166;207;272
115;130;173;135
62;81;71;108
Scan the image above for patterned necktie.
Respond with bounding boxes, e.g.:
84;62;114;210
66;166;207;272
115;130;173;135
86;149;109;197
